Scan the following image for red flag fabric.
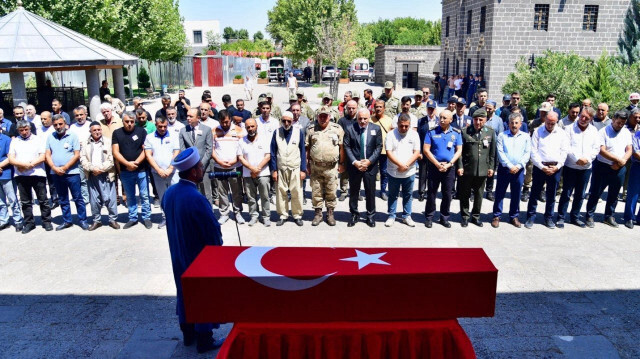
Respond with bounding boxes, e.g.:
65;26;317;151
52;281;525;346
182;247;497;323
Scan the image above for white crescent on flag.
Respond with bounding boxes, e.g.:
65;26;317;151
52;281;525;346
235;246;336;291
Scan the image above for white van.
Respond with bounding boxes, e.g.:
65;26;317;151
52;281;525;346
268;57;292;82
349;58;370;82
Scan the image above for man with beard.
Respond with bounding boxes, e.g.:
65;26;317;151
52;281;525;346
237;118;271;227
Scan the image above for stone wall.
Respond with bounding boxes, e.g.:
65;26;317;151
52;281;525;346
374;45;441;90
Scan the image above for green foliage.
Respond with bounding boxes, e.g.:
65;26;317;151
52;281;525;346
221;39;275;53
206;30;223;52
137;67;151;89
366;17;441;46
618;0;640;65
502;51;590;118
340;69;348;79
0;0;187;62
350;23;376;63
258;71;267;79
234;74;243;80
236;29;249;40
253;31;264;41
223;27;236;42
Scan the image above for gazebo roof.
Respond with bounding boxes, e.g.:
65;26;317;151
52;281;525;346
0;5;138;72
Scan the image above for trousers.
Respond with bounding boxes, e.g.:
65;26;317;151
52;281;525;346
88;173;118;222
276;168;303;220
243;176;270;219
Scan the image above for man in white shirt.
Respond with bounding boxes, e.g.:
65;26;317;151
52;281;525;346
559;103;581;129
39;111;55;138
237;118;271;227
69;107;92;204
166;106;185;138
556;107;600;228
25;104;42;129
211;110;244;225
256;101;280;142
384;114;420;227
525;111;568;229
585;110;633;228
8;120;53;233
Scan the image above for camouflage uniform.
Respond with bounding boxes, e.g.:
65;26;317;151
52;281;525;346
378;81;400;118
351;90;366;110
306;107;344;226
410;90;428;118
315;94;340;123
295;89;316;120
266;92;282;120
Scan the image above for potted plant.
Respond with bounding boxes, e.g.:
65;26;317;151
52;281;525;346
257;71;268;84
233;74;244;84
339;69;349;84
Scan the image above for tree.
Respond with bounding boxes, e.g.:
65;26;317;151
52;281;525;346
206;30;223;52
316;13;354;99
221;39;275;54
350;23;376;63
237;29;250;40
253;31;264;41
366;17;441;46
618;0;640;64
223;26;236;42
137;67;151;90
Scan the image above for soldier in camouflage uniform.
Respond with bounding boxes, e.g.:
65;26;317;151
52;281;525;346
352;90;367;110
378;81;400;118
306;106;345;226
315;93;340;123
265;92;282;120
411;90;428;118
253;94;267;117
296;89;315;120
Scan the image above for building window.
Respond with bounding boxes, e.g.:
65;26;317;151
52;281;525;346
583;5;598;31
446;16;450;37
533;4;549;31
466;59;472;76
479;59;485;77
480;6;486;33
466;10;473;34
193;30;202;44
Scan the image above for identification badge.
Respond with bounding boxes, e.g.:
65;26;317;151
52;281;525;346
165;139;170;144
370;130;376;136
447;141;453;149
292;140;297;145
433;135;442;138
195;130;202;135
63;143;69;149
132;135;138;141
483;139;489;147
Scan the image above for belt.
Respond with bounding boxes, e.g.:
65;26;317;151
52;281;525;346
542;161;558;166
312;160;337;167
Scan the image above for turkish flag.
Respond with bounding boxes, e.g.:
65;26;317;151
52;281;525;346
182;247;497;323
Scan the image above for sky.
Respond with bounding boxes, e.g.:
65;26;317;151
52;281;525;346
178;0;442;39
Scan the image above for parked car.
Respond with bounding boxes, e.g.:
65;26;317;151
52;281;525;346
292;69;304;80
321;66;337;81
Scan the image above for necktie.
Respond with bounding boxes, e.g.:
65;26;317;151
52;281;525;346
191;126;196;142
360;127;366;159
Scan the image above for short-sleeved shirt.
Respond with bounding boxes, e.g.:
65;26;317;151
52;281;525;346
9;134;46;177
213;124;242;169
68;121;91;145
425;126;462;162
46;131;81;175
112;126;147;172
632;130;640;164
100;114;123;139
139;120;156;134
167;121;185;137
391;112;418;129
385;129;421;178
175;98;191;122
144;131;179;172
597;125;632;165
306;122;344;164
0;133;12;180
239;135;270;177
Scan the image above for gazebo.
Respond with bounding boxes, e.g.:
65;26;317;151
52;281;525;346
0;1;138;119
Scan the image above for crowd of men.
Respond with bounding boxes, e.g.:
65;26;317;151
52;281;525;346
1;84;639;233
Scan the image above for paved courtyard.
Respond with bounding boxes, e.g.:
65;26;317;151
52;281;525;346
1;82;639;358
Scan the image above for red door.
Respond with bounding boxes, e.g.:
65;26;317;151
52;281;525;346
193;57;202;87
207;57;223;87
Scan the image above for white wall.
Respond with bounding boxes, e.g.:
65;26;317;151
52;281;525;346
183;20;220;54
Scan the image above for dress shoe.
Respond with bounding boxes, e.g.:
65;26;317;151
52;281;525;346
153;198;160;208
625;220;634;229
88;222;102;231
15;223;24;232
381;192;388;201
338;192;348;201
276;219;286;226
491;217;500;228
158;220;166;229
439;217;451;228
348;214;359;227
556;218;565;229
180;323;195;346
604;216;618;228
544;218;556;229
109;221;120;229
22;224;35;234
43;222;53;231
295;218;304;226
460;218;469;227
524;217;534;229
424;219;432;228
585;217;595;228
471;218;483;227
50;201;59;210
123;221;137;229
56;222;73;231
143;220;153;229
486;191;495;201
366;218;376;227
79;221;89;230
196;332;225;353
521;191;530;202
570;218;586;228
0;223;10;231
510;218;521;228
419;193;425;202
235;213;245;224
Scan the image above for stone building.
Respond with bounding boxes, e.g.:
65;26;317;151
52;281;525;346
374;45;441;90
441;0;629;100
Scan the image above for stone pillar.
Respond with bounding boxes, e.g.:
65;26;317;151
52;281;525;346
85;69;101;120
112;67;126;102
35;72;47;88
10;72;27;106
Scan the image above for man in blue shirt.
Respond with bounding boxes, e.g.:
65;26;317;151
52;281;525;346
0;108;12;135
233;99;253;121
492;112;531;228
623;111;640;228
45;114;88;230
484;100;505;201
51;99;71;126
423;110;462;228
0;132;22;231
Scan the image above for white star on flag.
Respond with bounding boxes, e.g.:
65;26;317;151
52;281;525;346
340;249;390;269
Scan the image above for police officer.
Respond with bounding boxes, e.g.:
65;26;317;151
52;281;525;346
456;109;496;227
379;81;400;118
315;93;340;123
423;110;463;228
306;106;345;226
410;91;427;118
296;89;315;120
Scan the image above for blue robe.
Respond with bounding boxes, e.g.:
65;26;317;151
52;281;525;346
162;178;223;330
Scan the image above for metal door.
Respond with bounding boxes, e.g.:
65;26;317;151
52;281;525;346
207;57;223;87
193;57;202;87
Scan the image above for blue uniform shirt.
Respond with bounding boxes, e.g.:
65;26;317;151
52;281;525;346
632;130;640;164
46;131;81;175
0;133;12;180
425;126;462;162
0;119;11;135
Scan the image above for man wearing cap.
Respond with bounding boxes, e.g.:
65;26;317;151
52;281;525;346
628;93;640;112
162;147;224;353
344;108;382;227
534;94;562;122
316;93;340;122
352;90;366;110
423;110;462;228
173;90;191;125
417;100;439;201
296;89;315;120
265;92;282;120
496;94;510;118
306;106;345;226
452;97;472;130
585;110;633;228
483;100;505;201
253;94;268;118
270;111;306;226
499;91;528;126
410;91;427;119
525;111;568;229
378;81;400;118
456;109;496;227
179;108;214;202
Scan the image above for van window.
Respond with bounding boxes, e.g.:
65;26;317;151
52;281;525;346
354;63;369;70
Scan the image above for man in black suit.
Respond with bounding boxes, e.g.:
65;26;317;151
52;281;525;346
344;108;382;227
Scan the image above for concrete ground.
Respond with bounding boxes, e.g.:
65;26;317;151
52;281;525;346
1;81;639;358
